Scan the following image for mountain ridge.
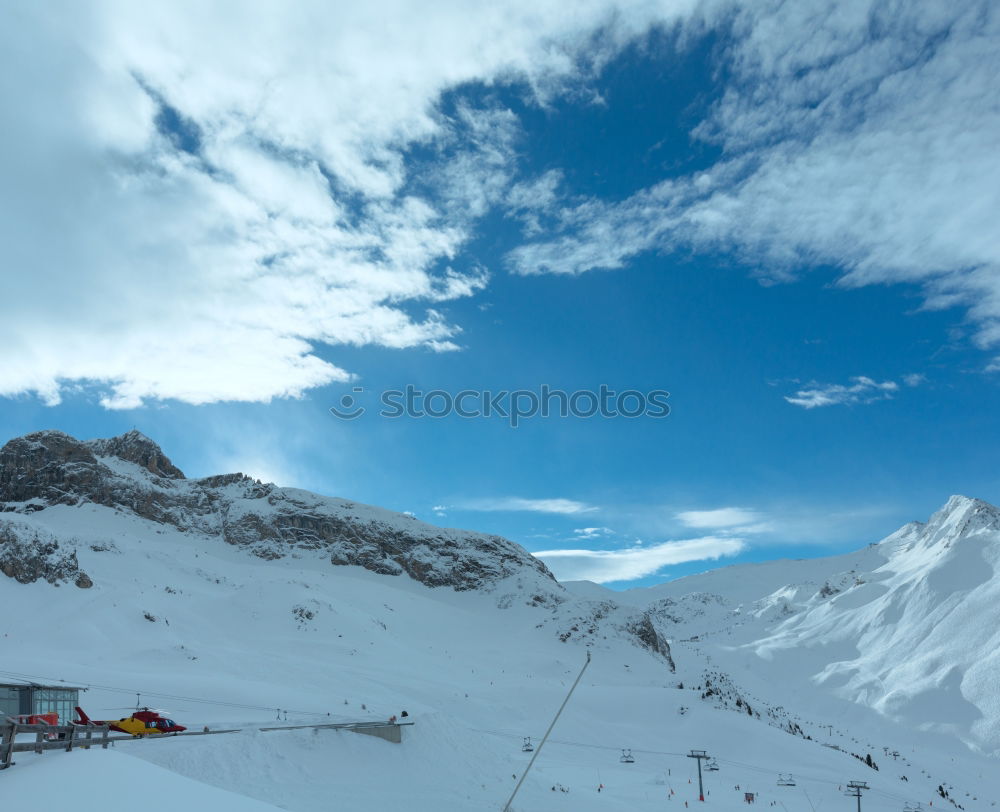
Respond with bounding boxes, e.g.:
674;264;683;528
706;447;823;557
0;429;676;667
0;429;559;595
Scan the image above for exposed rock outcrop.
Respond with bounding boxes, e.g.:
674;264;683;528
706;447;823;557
86;430;186;479
0;430;557;596
0;522;91;587
624;612;676;670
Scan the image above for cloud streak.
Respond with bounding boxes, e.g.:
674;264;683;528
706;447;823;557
676;507;764;529
784;376;901;409
534;536;746;583
459;497;598;515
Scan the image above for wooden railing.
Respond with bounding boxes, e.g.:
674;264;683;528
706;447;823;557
1;719;110;769
1;716;412;771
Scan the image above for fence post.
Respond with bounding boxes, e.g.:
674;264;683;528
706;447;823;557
1;722;16;769
65;724;76;752
34;729;44;754
101;725;109;750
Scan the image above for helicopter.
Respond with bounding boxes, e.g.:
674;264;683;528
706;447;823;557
74;706;187;736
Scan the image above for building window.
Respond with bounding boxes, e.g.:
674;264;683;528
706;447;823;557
31;689;79;723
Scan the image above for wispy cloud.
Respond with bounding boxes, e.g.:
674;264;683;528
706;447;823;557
623;498;899;547
507;1;1000;362
674;502;899;547
784;376;901;409
534;537;746;584
459;497;597;515
675;507;764;530
572;526;614;539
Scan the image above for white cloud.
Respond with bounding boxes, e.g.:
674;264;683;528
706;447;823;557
675;507;766;530
784;376;901;409
0;1;697;408
572;526;614;539
505;170;565;236
508;1;1000;358
459;497;598;514
534;536;746;583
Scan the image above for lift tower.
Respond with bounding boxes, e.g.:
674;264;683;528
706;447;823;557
688;749;711;802
845;780;869;812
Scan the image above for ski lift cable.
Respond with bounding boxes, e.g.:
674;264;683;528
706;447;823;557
476;727;918;805
476;727;689;758
714;756;914;804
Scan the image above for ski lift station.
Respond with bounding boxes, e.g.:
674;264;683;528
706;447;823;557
0;683;85;723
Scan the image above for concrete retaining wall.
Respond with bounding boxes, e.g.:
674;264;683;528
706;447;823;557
347;724;402;744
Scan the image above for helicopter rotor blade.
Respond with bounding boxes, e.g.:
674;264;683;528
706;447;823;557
103;707;173;714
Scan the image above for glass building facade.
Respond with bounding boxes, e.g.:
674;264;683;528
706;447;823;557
0;685;19;719
0;684;82;722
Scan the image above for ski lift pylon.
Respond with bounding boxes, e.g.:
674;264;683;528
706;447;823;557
522;737;534;752
620;748;635;764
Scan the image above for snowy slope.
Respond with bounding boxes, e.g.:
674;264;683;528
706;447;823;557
5;514;987;811
2;431;999;810
609;496;1000;756
3;747;285;811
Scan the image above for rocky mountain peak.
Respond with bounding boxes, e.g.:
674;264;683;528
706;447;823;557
86;429;185;479
0;430;99;505
3;429;96;462
927;494;1000;539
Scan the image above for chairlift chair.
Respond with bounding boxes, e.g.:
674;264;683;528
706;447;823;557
620;748;635;764
522;737;534;752
777;774;796;786
706;758;720;772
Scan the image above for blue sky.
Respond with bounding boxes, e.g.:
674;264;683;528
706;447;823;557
2;1;999;587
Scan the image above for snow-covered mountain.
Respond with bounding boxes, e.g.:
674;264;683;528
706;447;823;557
2;430;999;811
578;495;1000;756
